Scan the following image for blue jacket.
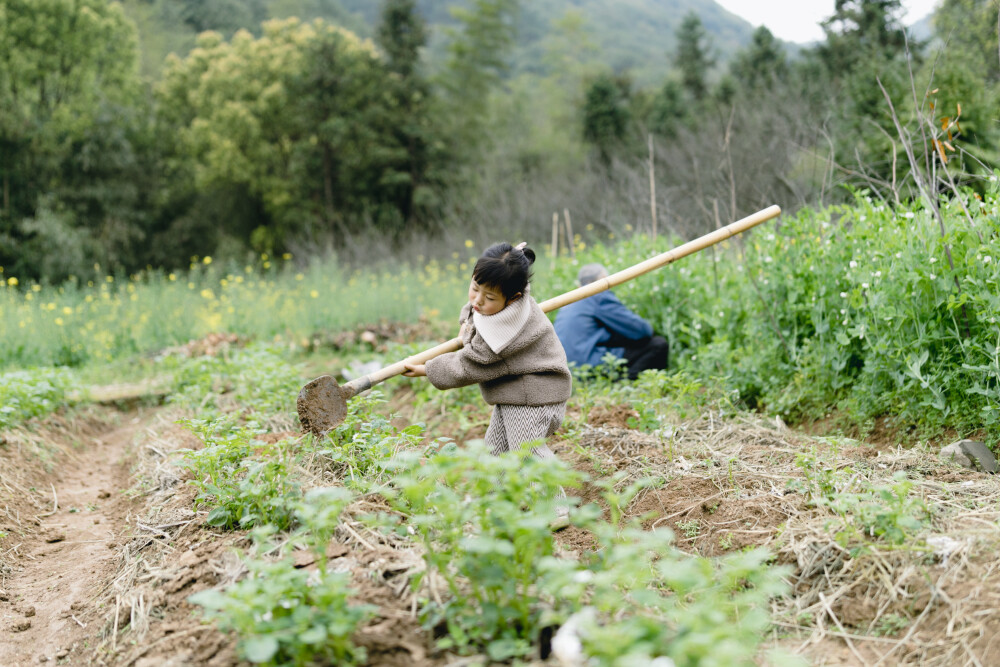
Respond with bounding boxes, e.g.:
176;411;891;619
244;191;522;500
553;291;653;369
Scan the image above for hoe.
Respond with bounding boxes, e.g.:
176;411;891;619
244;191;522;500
297;205;781;436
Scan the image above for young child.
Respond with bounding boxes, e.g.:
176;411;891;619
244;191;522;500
403;241;572;465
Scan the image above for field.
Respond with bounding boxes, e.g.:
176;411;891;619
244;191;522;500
2;193;1000;666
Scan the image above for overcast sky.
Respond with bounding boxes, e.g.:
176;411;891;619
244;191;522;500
713;0;941;44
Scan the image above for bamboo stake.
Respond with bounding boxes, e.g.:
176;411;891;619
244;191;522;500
551;212;559;269
648;133;657;241
563;208;575;259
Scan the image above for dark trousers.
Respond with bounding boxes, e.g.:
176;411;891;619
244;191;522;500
608;334;670;380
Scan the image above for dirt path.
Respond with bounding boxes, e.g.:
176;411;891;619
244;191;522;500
0;410;152;666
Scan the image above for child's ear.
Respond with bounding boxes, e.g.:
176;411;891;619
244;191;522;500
508;292;523;302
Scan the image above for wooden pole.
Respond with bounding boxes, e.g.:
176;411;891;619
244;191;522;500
648;133;657;241
538;205;780;312
563;208;575;259
344;206;781;391
551;212;559;269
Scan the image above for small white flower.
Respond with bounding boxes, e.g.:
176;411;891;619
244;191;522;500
842;319;848;325
694;322;702;330
860;215;867;222
849;260;858;269
572;571;595;583
930;257;937;263
840;292;848;298
985;256;992;264
840;309;846;314
903;212;915;219
930;273;936;280
862;282;869;289
896;252;902;258
875;271;882;277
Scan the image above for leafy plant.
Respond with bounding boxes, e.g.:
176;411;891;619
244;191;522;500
382;442;582;660
819;472;930;547
0;368;77;429
177;418;301;530
539;526;792;667
190;558;374;666
317;391;425;489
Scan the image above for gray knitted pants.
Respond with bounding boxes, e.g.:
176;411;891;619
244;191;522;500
485;403;565;459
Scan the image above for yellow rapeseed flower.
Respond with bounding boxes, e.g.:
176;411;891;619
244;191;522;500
32;284;41;292
201;289;215;300
295;273;304;281
203;256;212;265
55;317;64;326
283;253;292;260
310;290;319;298
465;240;474;248
6;277;17;286
169;273;177;281
62;306;72;315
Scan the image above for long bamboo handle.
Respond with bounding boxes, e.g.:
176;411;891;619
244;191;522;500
345;205;781;396
538;205;780;311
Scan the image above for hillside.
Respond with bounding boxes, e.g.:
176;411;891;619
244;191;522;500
121;0;760;85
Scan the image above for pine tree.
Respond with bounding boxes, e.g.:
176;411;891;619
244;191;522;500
674;12;715;103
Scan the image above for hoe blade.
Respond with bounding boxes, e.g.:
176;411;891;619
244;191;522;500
297;375;349;437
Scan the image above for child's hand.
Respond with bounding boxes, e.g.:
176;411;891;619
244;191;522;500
460;321;471;337
403;363;426;377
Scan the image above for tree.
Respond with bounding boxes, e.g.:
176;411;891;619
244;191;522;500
581;73;631;163
374;0;444;227
934;0;1000;82
730;26;788;91
178;0;266;35
819;0;908;73
156;18;423;252
376;0;426;79
647;79;686;139
0;0;146;280
439;0;520;155
674;12;714;103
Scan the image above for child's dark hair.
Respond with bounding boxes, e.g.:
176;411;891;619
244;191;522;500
472;242;536;300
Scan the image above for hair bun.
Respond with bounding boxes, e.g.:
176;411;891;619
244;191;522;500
521;247;536;264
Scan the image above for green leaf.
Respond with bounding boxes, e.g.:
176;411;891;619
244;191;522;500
206;506;232;526
241;636;279;663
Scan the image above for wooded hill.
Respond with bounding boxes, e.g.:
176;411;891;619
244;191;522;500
122;0;759;83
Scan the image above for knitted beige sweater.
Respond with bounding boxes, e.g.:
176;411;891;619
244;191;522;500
425;297;572;406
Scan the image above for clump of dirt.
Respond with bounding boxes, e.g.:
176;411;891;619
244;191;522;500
304;318;446;354
586;404;640;429
156;332;242;359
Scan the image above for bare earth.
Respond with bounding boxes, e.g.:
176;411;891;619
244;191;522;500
0;412;148;665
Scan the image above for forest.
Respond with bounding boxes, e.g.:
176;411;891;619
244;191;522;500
2;0;995;283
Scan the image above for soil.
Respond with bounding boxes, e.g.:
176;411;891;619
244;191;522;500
2;384;999;666
0;409;152;666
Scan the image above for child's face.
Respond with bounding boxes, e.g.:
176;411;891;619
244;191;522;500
468;279;507;315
